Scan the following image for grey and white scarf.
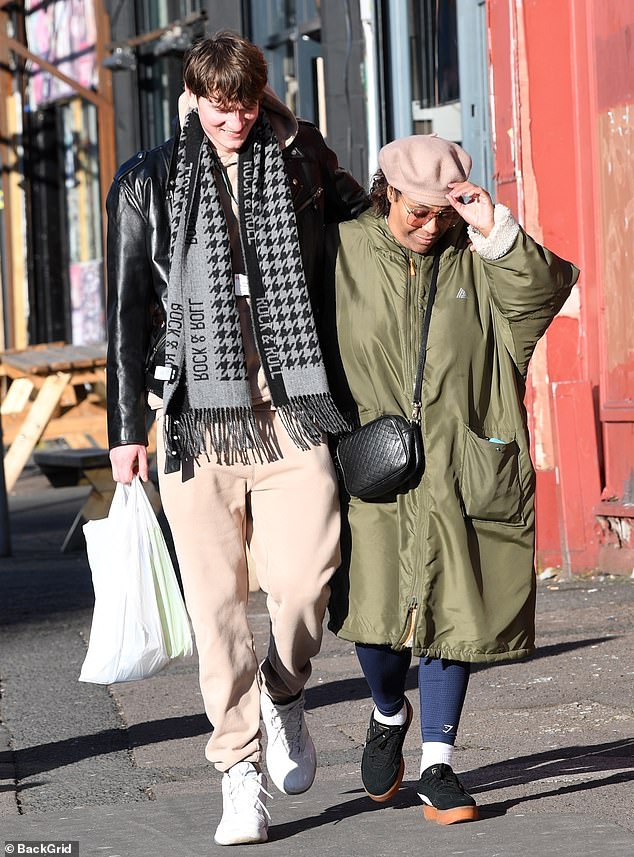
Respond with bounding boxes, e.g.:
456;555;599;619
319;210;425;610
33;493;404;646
162;108;348;463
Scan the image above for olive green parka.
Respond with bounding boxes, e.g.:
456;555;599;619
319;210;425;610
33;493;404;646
328;209;579;663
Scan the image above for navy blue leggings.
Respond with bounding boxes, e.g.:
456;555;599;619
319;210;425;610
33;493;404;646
355;643;471;744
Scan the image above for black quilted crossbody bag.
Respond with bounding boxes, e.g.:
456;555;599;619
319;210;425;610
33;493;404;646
335;253;440;500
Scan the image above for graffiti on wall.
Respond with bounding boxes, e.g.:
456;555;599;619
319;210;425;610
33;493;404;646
25;0;97;109
70;260;104;345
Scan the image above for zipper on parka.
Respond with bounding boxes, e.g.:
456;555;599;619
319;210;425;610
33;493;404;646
405;251;418;417
397;251;432;653
395;599;418;649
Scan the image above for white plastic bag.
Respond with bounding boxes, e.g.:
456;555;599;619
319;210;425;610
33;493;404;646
134;479;193;661
79;477;192;684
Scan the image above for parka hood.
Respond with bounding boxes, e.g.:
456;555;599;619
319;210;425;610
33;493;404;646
261;85;299;149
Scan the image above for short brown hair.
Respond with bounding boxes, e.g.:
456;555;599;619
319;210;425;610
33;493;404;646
183;31;267;108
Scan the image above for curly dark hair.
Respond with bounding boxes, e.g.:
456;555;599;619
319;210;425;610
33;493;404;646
369;168;398;216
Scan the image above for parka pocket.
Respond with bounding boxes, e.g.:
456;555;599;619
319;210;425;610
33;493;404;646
460;425;524;524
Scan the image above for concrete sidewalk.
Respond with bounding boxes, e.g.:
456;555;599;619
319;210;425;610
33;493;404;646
1;467;633;856
3;786;633;857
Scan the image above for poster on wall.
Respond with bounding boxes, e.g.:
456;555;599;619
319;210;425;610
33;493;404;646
70;260;105;345
25;0;97;109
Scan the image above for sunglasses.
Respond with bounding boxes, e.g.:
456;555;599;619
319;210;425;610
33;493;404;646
399;195;459;228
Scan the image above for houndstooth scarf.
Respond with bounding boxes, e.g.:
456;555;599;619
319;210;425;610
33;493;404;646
162;108;348;464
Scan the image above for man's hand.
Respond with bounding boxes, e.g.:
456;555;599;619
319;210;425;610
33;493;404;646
446;181;495;238
110;444;149;484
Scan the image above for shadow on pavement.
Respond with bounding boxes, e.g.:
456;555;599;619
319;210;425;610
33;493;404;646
0;713;210;777
478;766;634;818
5;705;631;817
463;737;634;816
267;788;423;842
306;635;618;710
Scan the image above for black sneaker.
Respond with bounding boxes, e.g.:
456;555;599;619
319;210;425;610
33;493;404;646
361;698;413;802
417;763;479;824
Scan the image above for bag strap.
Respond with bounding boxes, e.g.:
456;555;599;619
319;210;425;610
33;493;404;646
411;252;441;422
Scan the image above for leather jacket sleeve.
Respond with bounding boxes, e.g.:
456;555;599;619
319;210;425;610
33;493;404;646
106;159;155;449
318;132;369;223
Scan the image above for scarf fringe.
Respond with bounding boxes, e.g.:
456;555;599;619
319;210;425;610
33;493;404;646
164;394;350;464
165;407;268;465
278;393;351;449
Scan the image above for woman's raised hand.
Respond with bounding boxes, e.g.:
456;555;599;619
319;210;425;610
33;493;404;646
446;181;495;238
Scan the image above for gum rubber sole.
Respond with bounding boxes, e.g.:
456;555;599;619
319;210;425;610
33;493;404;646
365;757;405;802
363;700;414;802
422;804;480;825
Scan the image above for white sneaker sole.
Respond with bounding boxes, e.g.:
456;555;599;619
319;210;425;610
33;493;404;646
214;825;269;846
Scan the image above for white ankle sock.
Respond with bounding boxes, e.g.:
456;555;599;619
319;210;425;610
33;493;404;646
420;742;454;773
373;702;407;726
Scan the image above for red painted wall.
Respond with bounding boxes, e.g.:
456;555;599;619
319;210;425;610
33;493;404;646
521;1;579;261
486;0;604;571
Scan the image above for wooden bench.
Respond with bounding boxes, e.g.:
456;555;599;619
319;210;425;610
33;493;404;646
1;342;108;492
34;448;111;488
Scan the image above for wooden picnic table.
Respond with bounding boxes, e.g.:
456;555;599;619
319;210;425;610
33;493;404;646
1;341;108;492
0;341;107;382
1;342;169;558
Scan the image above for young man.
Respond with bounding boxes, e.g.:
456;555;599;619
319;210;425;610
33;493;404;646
106;32;367;845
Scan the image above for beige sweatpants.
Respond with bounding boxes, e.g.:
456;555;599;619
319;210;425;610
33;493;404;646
156;407;340;772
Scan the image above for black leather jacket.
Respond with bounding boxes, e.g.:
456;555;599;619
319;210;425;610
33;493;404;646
106;119;368;448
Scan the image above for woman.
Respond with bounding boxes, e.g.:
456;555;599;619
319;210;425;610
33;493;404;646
328;135;579;824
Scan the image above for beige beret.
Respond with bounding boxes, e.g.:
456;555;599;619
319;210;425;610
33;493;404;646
378;134;472;206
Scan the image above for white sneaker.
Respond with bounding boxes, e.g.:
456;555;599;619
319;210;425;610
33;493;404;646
214;761;270;846
260;690;317;795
